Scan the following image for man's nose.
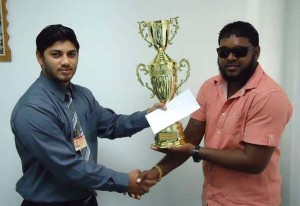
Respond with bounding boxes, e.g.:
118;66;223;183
226;52;237;60
61;55;70;65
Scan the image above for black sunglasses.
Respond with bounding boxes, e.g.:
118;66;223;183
216;46;254;58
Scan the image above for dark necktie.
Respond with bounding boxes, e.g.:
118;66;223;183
66;89;92;161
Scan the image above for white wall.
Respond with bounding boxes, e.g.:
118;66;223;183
0;0;297;205
283;0;300;205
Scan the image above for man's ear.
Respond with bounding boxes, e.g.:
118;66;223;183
36;51;44;66
254;46;260;61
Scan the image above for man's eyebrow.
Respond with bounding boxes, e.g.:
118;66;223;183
49;49;77;53
49;49;62;53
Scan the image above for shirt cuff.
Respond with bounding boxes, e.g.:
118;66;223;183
110;171;129;193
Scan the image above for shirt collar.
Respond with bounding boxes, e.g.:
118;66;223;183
213;63;264;96
243;64;264;90
38;72;71;102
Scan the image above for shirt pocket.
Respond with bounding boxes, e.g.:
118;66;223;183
78;110;97;138
85;110;97;132
224;112;245;135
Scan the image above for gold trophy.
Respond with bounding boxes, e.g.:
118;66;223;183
136;17;191;148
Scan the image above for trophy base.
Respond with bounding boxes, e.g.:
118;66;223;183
154;122;186;148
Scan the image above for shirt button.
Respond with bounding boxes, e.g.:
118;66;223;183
222;112;225;116
207;179;212;186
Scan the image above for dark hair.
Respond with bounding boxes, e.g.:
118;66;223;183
36;24;80;55
218;21;259;46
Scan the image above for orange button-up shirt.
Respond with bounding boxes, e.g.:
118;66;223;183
191;65;293;206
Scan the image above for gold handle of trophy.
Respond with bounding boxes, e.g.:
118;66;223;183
168;17;179;45
176;58;191;93
138;21;153;48
136;63;155;97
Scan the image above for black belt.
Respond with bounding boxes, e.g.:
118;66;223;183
22;195;95;206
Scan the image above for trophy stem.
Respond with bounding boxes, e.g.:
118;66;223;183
154;51;171;62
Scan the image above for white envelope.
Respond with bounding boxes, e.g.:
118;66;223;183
146;89;200;134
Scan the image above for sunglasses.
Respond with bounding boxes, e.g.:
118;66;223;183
216;46;254;58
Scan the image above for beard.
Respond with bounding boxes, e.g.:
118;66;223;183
218;55;257;85
41;57;76;85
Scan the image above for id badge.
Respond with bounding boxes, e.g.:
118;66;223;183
73;135;88;151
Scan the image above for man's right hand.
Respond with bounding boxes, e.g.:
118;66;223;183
127;167;161;199
127;169;157;199
137;167;160;183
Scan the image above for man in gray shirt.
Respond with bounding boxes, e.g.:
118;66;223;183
11;24;163;206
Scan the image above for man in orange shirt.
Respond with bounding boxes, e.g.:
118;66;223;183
136;21;293;205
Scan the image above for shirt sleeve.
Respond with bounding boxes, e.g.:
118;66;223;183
243;91;293;147
11;104;129;193
93;98;149;139
191;82;208;121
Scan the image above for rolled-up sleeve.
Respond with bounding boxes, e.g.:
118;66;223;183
243;91;293;147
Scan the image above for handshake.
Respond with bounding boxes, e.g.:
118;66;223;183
125;142;197;199
126;166;161;200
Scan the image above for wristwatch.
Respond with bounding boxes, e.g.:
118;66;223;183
192;145;201;163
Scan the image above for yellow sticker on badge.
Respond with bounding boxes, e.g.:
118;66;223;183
73;135;88;151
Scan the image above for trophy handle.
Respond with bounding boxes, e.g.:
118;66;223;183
176;58;191;93
136;63;155;97
138;21;153;48
168;17;179;45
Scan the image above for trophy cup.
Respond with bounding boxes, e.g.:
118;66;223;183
136;17;191;148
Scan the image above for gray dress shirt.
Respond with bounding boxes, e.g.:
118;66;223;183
11;72;149;202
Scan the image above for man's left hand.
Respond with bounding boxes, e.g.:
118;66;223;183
147;102;166;114
150;143;195;156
